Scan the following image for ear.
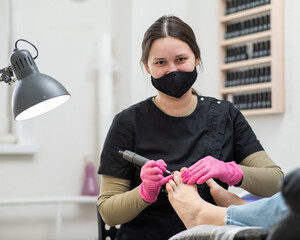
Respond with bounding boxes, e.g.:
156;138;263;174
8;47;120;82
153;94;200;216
195;57;200;66
143;61;151;74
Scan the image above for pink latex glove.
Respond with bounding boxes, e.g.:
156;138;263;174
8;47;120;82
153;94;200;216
140;159;174;203
181;156;243;186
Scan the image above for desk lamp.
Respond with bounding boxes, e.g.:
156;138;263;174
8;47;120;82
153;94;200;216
0;39;71;120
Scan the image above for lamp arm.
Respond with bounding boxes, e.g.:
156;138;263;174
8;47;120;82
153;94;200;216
0;66;14;84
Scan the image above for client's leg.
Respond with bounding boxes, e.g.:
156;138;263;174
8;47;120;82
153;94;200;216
206;179;248;207
166;171;227;229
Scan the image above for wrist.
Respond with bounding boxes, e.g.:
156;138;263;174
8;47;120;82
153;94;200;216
225;161;244;186
234;176;243;187
139;183;156;204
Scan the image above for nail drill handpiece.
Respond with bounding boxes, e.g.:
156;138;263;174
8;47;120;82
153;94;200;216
118;150;172;175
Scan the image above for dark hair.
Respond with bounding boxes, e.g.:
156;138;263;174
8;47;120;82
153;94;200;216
141;15;201;65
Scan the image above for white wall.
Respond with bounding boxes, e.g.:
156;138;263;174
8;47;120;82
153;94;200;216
0;0;299;239
0;0;112;239
246;0;300;174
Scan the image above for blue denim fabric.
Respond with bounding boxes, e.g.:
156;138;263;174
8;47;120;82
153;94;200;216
225;192;289;227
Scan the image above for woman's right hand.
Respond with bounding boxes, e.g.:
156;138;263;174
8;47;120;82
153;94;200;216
140;160;174;203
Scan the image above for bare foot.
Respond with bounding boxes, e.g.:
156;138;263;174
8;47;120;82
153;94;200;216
166;171;227;229
206;179;248;207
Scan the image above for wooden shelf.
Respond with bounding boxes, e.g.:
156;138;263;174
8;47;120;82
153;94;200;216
221;30;271;47
221;82;272;94
241;108;282;116
218;0;284;116
221;56;271;71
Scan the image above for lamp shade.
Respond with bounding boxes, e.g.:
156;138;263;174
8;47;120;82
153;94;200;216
10;48;70;121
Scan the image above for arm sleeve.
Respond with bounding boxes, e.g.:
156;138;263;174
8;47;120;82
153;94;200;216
231;106;264;162
97;175;150;226
238;150;284;197
98;112;136;179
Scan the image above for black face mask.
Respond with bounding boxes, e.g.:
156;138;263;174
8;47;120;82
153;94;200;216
151;68;198;98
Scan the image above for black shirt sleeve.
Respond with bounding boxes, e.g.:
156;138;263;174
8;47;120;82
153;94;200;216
230;103;264;162
98;111;135;180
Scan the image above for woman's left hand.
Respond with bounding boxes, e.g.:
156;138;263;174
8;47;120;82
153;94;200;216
181;156;243;186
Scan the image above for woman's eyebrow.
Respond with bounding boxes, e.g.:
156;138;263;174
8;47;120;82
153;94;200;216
153;57;165;61
175;54;188;57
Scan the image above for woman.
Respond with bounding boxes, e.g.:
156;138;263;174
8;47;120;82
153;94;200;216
97;15;283;240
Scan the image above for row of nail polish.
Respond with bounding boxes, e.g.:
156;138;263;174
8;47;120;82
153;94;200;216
233;91;271;110
225;66;271;87
225;15;270;39
225;39;270;63
252;40;270;58
225;0;271;15
225;45;248;63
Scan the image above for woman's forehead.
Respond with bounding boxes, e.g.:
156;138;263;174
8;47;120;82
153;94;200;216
149;36;193;58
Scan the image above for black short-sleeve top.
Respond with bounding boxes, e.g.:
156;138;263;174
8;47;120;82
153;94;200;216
97;95;263;239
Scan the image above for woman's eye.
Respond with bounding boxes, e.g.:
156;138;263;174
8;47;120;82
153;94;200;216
177;57;186;62
156;61;165;65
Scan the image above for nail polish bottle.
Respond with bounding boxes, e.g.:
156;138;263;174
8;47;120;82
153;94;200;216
244;70;249;84
225;24;230;39
231;0;237;13
240;0;247;11
248;69;253;84
229;48;234;62
244;45;249;60
261;92;267;108
225;0;230;15
247;69;251;84
225;48;230;63
267;40;271;56
252;42;258;58
252;18;258;33
266;14;271;30
234;95;238;109
230;72;235;86
236;47;241;61
245;19;250;35
261;67;267;82
237;22;242;37
237;71;243;85
257;93;262;108
257;17;263;32
240;71;245;85
252;94;258;109
261;41;267;57
262;15;267;31
266;91;272;108
225;72;230;87
255;0;261;7
266;66;271;82
258;67;264;83
247;94;252;109
253;68;259;83
233;95;238;108
239;95;245;110
248;18;254;34
237;0;243;11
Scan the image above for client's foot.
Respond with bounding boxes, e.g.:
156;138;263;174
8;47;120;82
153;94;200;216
206;179;248;207
166;171;227;229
